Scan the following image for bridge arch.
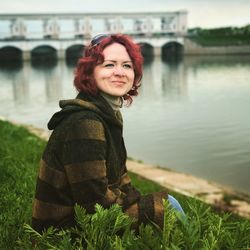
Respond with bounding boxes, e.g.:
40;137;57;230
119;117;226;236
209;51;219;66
29;42;59;51
138;42;154;58
66;44;85;60
0;46;22;61
162;41;184;59
31;45;57;61
65;44;85;66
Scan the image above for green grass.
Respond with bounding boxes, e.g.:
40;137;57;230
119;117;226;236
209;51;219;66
0;120;46;249
0;120;250;249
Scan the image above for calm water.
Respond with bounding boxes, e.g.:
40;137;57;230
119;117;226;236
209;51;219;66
0;55;250;195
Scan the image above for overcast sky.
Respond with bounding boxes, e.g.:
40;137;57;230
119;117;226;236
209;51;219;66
1;0;250;28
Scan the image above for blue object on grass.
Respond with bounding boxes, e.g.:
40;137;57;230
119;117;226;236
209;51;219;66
168;194;185;216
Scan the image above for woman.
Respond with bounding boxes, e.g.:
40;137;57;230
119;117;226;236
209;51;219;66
32;33;184;233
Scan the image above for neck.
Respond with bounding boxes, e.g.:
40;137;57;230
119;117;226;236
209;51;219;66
100;92;123;111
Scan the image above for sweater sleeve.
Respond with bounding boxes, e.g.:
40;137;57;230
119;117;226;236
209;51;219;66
62;117;120;213
119;170;168;228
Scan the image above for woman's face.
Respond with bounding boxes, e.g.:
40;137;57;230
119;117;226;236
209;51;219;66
93;43;135;97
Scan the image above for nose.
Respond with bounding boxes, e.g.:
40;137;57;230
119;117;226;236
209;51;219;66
114;66;125;76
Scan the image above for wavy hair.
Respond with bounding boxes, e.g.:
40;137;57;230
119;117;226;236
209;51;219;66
74;34;143;104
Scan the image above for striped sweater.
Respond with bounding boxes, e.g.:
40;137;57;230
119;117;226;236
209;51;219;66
32;92;167;232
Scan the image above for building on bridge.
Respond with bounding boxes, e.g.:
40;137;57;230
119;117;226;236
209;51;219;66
0;11;187;62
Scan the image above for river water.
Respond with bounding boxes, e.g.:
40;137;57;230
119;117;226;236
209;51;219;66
0;55;250;195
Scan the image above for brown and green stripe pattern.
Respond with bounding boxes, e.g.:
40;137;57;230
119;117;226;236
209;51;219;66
32;96;167;232
32;116;111;231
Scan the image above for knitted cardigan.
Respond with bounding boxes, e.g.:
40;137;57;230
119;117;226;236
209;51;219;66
32;92;167;232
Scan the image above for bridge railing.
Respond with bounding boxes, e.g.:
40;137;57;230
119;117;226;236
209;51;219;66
0;11;187;40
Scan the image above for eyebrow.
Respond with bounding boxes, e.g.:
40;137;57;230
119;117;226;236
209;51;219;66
103;60;133;63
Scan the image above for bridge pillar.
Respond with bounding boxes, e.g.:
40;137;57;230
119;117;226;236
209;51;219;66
115;17;123;33
153;46;162;57
145;17;154;37
22;50;31;61
104;17;123;33
43;18;60;39
10;18;27;39
57;49;66;60
84;17;92;38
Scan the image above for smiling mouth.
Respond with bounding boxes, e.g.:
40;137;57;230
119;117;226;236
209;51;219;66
112;81;126;85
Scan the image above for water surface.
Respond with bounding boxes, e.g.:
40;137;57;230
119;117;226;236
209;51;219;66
0;55;249;195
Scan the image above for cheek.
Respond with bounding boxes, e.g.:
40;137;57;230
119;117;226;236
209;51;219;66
98;71;113;80
128;75;134;90
93;69;99;82
130;72;135;83
92;72;104;89
93;72;106;86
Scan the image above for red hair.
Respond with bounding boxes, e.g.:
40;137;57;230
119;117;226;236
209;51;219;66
74;34;143;104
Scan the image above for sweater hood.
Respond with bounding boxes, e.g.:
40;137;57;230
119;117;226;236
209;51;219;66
47;92;123;130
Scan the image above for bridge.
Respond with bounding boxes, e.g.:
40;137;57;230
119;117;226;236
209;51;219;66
0;11;187;61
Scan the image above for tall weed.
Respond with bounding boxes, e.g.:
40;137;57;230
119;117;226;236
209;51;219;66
19;201;250;249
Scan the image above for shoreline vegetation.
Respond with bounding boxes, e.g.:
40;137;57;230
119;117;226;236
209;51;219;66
0;117;250;248
182;25;250;56
187;25;250;46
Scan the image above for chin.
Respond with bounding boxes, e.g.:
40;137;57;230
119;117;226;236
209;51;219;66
109;90;128;97
111;93;125;97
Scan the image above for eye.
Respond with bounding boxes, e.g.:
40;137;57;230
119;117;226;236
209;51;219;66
104;63;114;68
123;64;133;69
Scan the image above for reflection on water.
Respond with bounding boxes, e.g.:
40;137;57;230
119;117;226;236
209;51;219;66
0;55;250;195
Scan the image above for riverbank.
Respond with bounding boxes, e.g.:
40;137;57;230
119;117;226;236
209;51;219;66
184;38;250;55
3;116;248;219
127;160;250;219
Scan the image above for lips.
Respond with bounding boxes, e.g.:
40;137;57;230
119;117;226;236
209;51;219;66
111;80;126;85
